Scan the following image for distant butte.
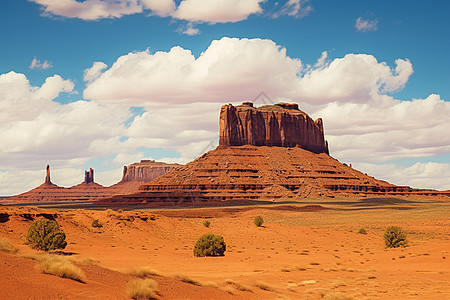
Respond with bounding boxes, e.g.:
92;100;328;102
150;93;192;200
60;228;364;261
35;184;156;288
96;102;450;207
3;161;179;204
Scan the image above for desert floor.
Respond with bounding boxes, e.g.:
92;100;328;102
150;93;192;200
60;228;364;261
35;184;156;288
0;197;449;299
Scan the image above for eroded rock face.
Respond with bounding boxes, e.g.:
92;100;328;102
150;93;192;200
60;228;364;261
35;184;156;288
219;102;329;154
84;168;94;184
120;160;179;183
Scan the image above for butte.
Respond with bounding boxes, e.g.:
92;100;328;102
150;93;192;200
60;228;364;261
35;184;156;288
96;102;449;207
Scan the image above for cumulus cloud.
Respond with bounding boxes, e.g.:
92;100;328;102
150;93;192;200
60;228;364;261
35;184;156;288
173;0;263;23
84;37;412;106
31;0;264;23
29;57;53;69
84;61;108;82
355;16;378;32
177;22;200;35
0;71;131;180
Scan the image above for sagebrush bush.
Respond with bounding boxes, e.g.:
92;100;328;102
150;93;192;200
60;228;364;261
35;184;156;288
358;228;367;235
254;216;264;227
91;219;103;228
384;226;407;248
36;254;86;283
27;218;67;251
203;220;210;228
193;233;226;257
127;279;159;299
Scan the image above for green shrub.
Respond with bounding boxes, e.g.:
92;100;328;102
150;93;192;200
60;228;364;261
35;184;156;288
193;233;226;257
203;220;210;228
91;219;103;228
26;218;67;251
358;228;367;235
384;226;407;248
254;216;264;227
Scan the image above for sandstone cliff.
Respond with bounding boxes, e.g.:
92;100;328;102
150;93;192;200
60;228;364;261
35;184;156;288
120;160;179;183
219;102;329;154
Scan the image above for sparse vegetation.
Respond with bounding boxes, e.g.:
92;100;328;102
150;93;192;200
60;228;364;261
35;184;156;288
193;233;226;257
384;226;407;248
255;280;275;291
36;254;86;283
127;279;159;299
203;220;210;228
0;239;19;254
129;266;161;277
91;219;103;228
226;279;253;292
117;209;123;213
26;218;67;251
254;216;264;227
358;228;367;235
174;274;201;286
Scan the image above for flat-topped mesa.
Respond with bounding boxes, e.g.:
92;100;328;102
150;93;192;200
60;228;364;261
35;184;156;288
219;102;329;154
84;168;94;184
120;160;179;183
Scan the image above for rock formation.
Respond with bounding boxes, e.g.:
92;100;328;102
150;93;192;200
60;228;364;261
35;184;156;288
95;102;450;207
84;168;94;184
4;161;180;204
219;102;329;154
120;160;179;183
44;165;52;185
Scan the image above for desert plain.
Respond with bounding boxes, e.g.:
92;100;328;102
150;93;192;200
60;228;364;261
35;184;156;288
1;197;449;299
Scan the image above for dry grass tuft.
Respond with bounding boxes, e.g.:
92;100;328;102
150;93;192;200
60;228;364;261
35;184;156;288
127;279;159;299
322;292;353;300
0;239;19;254
225;279;253;292
79;257;100;265
223;286;236;294
129;266;162;277
201;281;218;288
36;254;86;283
174;274;201;286
255;280;275;291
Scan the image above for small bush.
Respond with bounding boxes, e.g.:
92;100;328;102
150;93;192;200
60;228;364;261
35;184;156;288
36;254;86;283
127;279;159;299
0;239;19;254
91;219;103;228
358;228;367;235
117;209;123;213
129;266;161;277
226;279;252;292
203;220;210;228
193;233;226;257
384;226;407;248
254;216;264;227
27;218;67;251
254;280;274;291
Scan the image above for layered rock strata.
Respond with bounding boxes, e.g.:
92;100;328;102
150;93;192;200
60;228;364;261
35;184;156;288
219;102;329;154
96;146;448;207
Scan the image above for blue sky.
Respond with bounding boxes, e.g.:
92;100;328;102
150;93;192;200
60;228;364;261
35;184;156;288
1;0;450;195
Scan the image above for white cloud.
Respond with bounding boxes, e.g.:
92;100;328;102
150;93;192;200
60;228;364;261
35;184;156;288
84;61;108;82
272;0;312;18
178;22;200;35
31;0;264;23
355;16;378;32
29;57;53;69
353;162;450;191
174;0;263;23
30;0;142;20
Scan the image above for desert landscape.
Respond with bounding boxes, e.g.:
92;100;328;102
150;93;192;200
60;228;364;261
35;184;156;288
1;102;449;299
